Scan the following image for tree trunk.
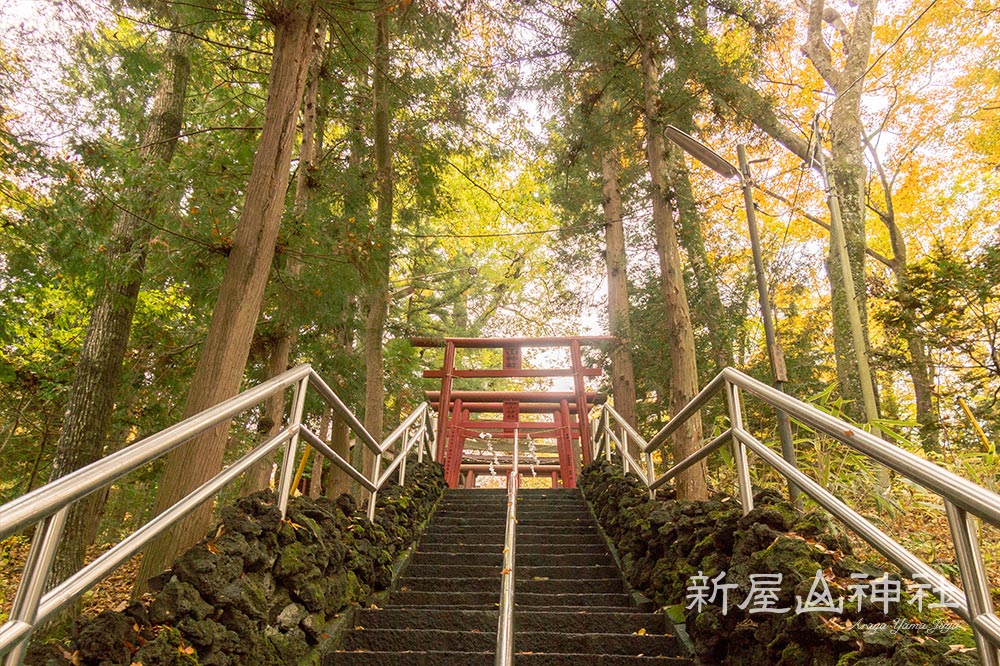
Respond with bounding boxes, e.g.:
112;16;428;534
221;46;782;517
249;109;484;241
865;136;940;452
639;25;708;500
239;334;291;495
308;408;331;498
667;144;733;373
240;19;325;495
134;0;319;593
600;147;639;447
45;29;192;613
804;0;879;420
358;0;394;485
360;290;389;477
890;255;938;450
326;314;356;498
326;416;353;498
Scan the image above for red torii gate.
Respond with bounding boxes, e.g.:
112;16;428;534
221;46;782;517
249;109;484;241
412;336;614;488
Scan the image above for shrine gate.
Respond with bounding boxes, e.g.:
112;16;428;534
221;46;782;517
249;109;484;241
411;336;614;488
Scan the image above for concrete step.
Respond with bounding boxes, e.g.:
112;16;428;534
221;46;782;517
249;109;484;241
518;533;605;546
514;510;593;520
398;576;624;595
521;578;624;595
516;610;668;634
433;509;591;520
516;543;610;555
416;543;606;557
389;590;502;607
352;608;497;632
519;564;622;579
433;509;509;518
518;631;684;656
419;528;505;540
515;591;633;607
339;628;494;653
419;528;505;538
517;511;594;527
353;608;667;634
326;652;689;665
402;563;620;580
381;603;649;614
518;526;599;536
519;552;614;567
413;542;504;554
422;524;598;537
404;564;501;578
431;513;504;527
396;577;499;593
409;551;612;568
407;553;503;568
516;654;691;665
388;590;631;608
340;628;683;656
326;650;491;665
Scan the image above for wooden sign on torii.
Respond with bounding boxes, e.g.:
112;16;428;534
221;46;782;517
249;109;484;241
411;336;614;488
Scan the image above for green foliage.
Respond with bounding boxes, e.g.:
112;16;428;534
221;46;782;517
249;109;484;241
877;241;1000;446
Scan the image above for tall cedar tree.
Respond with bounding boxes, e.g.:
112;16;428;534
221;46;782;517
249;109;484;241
600;147;640;441
241;20;327;495
359;0;394;477
46;28;192;609
638;11;708;500
135;0;319;592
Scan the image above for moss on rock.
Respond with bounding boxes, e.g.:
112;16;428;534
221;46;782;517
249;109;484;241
579;460;978;666
31;462;445;666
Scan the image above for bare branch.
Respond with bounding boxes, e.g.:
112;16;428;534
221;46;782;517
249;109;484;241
801;0;840;88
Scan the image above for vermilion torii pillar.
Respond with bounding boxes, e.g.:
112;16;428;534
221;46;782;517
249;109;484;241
413;336;613;488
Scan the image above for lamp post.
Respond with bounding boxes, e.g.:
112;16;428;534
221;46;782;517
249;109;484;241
664;125;800;504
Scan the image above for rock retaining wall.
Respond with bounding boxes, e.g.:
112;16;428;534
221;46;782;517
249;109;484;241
27;461;446;666
579;460;978;666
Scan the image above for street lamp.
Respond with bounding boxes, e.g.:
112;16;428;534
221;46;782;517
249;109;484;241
664;125;800;503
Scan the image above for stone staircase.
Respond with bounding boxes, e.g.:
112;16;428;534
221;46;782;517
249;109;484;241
330;488;692;664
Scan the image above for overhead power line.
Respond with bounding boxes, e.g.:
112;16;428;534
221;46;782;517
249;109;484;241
402;222;601;239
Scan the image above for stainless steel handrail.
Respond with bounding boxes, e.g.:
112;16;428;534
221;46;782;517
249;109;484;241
593;366;1000;666
0;364;437;664
495;429;518;666
0;365;313;538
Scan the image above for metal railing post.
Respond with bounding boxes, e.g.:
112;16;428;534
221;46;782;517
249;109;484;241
277;375;310;518
945;501;1000;666
416;415;425;464
3;507;69;664
399;426;409;487
426;407;437;462
368;452;382;522
725;381;754;514
496;429;518;666
645;451;656;499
